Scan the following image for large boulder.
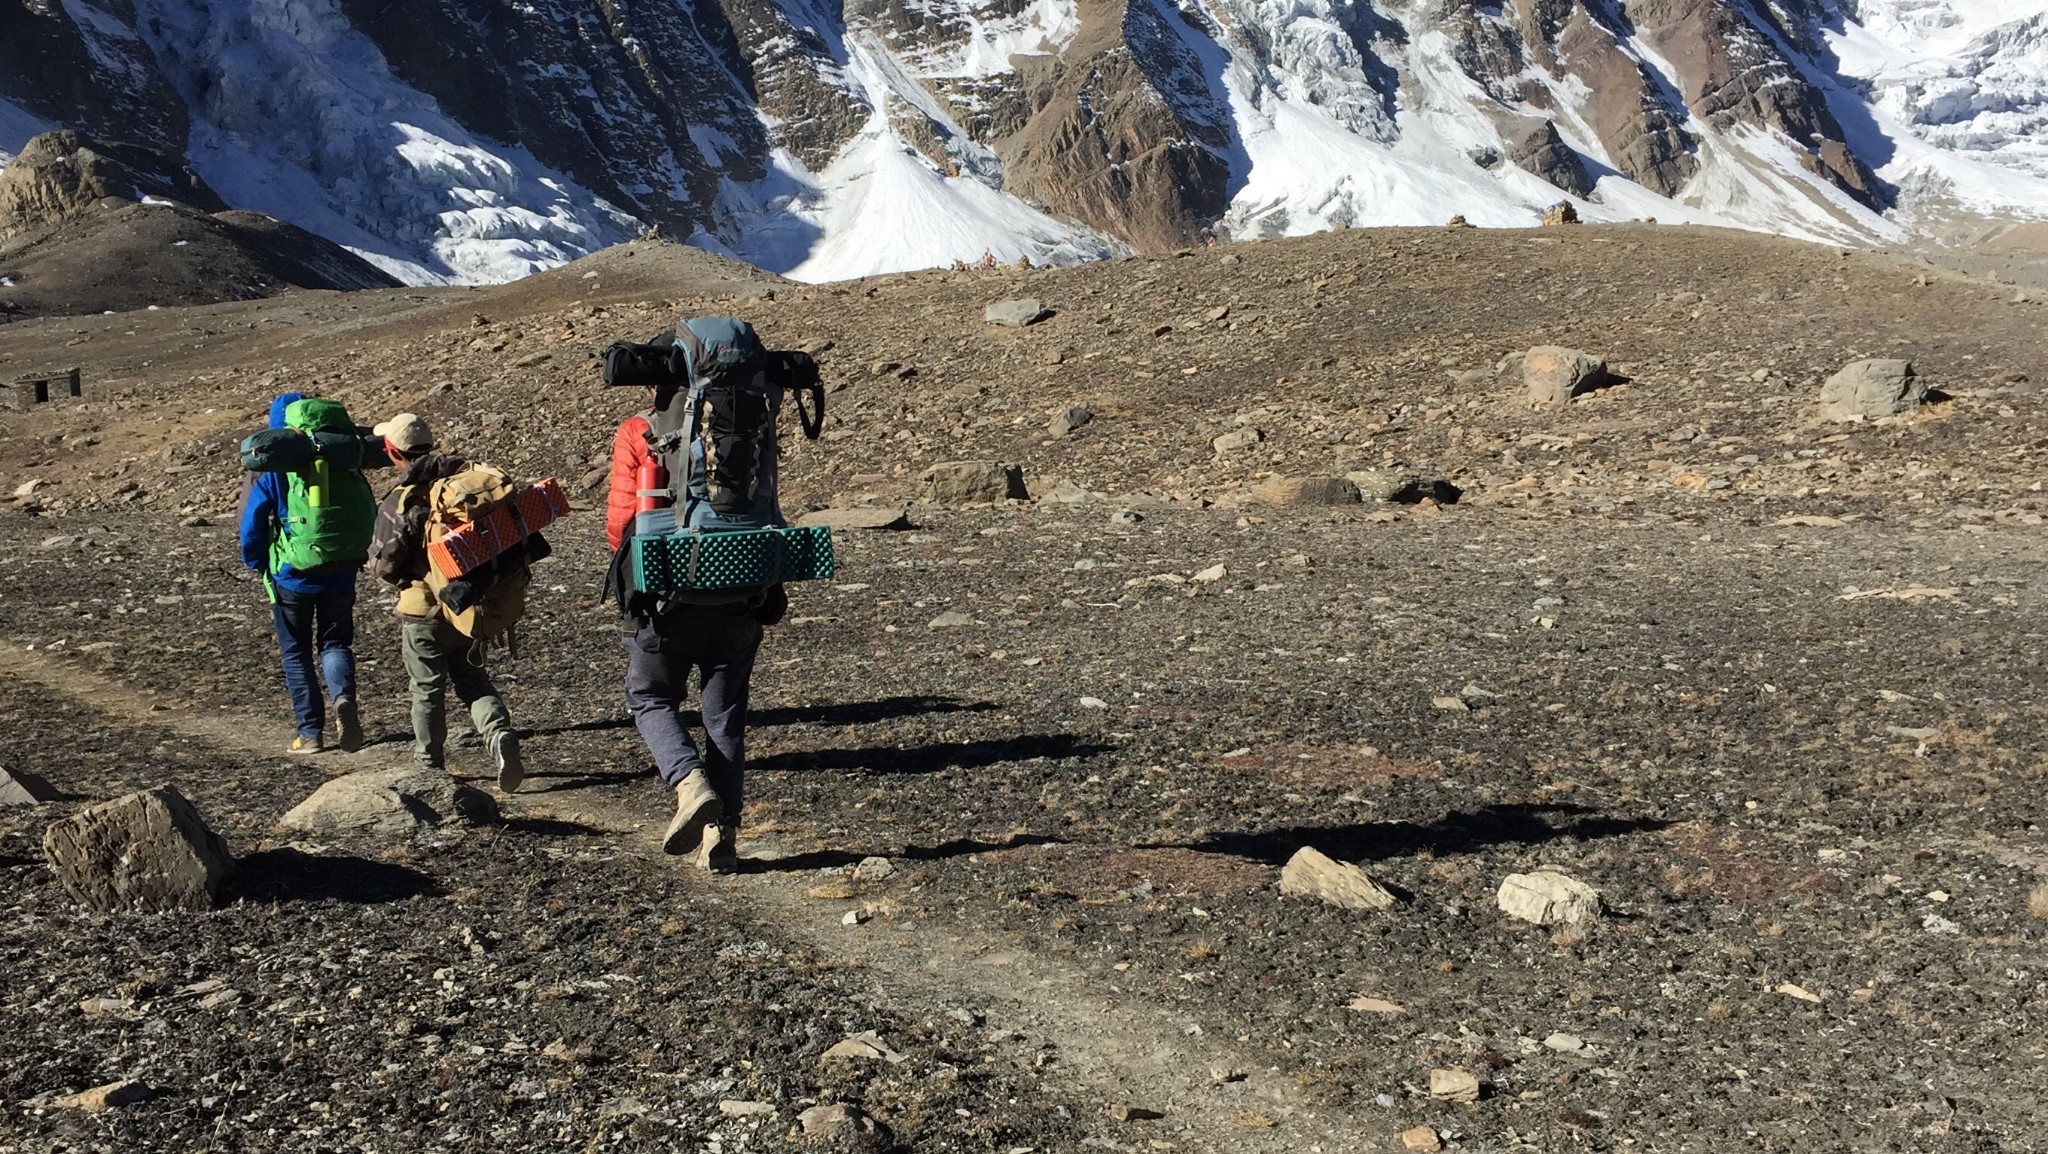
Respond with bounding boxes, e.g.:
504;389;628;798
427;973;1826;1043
984;298;1049;327
1817;359;1923;421
42;787;235;912
1523;346;1606;407
1251;476;1359;507
923;461;1027;505
278;768;498;839
0;765;59;806
1497;870;1602;926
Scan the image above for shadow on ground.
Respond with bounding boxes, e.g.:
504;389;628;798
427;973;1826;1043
754;734;1113;776
231;847;441;903
1163;803;1672;864
521;696;1003;741
748;831;1063;873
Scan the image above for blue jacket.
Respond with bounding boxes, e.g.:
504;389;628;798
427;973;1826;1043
239;393;357;594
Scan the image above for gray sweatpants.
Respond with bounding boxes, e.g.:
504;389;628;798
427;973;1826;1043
623;604;763;816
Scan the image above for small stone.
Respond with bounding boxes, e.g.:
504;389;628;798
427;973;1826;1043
78;996;137;1018
1543;1032;1585;1052
178;515;210;528
924;460;1027;504
1212;428;1263;455
1523;345;1607;407
1279;847;1398;911
928;611;977;629
841;908;867;926
42;787;235;912
1402;1125;1443;1151
1251;476;1358;507
12;478;49;498
1346;995;1404;1014
513;351;552;368
1205;304;1232;322
1818;359;1923;421
1432;695;1469;712
1191;564;1227;583
1541;201;1579;225
1429;1067;1481;1102
1108;1104;1164;1122
1078;696;1110;710
1110;508;1145;526
0;765;59;806
1497;870;1602;926
278;768;497;839
1775;982;1824;1004
821;1032;903;1063
1050;405;1093;435
796;507;910;531
985;298;1049;327
1046;478;1101;504
798;1102;879;1140
852;856;895;882
55;1080;151;1111
719;1099;776;1118
196;988;244;1011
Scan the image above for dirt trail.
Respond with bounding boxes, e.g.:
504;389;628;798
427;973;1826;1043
0;643;1353;1152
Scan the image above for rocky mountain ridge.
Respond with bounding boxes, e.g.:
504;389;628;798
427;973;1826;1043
0;0;2045;286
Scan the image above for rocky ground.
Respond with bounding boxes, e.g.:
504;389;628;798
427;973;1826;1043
0;224;2045;1153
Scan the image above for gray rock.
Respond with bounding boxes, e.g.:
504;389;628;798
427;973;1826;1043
984;298;1048;327
54;1080;152;1111
1251;476;1359;507
1279;846;1397;911
1212;427;1263;455
278;768;498;839
1523;346;1607;407
1818;359;1924;421
42;787;235;913
853;855;895;882
1109;508;1145;526
927;611;977;629
796;507;910;531
798;1102;885;1144
0;765;59;806
1049;404;1093;435
923;461;1026;505
1046;478;1101;504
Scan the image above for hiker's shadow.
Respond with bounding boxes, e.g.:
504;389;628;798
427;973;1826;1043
747;830;1063;874
517;696;1003;741
230;847;440;904
1165;803;1672;864
518;767;654;795
753;734;1114;776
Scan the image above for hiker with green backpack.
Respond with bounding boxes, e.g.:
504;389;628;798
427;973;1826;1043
239;392;378;753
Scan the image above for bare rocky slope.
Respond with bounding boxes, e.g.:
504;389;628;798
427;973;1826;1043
0;225;2044;1152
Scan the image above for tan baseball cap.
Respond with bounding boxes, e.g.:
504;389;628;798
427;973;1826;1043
373;412;432;453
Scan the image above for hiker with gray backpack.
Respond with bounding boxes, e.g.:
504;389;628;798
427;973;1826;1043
601;316;829;872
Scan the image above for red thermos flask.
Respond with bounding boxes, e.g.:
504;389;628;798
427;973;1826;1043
637;462;670;513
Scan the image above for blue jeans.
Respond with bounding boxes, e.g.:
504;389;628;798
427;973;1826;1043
272;584;357;740
624;604;762;814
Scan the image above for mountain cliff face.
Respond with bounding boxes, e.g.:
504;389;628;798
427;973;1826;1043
1;0;2044;286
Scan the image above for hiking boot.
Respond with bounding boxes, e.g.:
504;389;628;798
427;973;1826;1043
661;774;722;856
289;734;324;754
697;823;739;875
334;697;363;753
490;731;524;794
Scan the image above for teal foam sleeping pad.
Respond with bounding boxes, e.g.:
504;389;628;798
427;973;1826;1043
629;525;835;592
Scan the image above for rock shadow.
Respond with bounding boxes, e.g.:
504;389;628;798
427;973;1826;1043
753;734;1115;777
1162;803;1671;865
230;847;441;904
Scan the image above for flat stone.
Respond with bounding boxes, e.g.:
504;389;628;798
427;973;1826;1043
278;768;498;839
718;1099;776;1118
798;1102;881;1140
928;611;977;629
42;787;234;912
1251;476;1359;507
1049;404;1093;435
1497;869;1603;926
55;1080;151;1111
796;507;910;531
1818;359;1923;421
1429;1067;1481;1103
1212;428;1263;455
1108;1104;1164;1122
0;764;59;805
821;1032;904;1064
1279;846;1398;911
984;298;1048;327
1402;1125;1444;1151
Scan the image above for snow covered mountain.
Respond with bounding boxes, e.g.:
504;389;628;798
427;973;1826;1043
2;0;2045;286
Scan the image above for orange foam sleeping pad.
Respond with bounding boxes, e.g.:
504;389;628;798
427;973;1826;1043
427;478;569;580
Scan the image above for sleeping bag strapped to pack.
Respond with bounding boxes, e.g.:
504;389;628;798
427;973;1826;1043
270;397;376;575
619;317;831;606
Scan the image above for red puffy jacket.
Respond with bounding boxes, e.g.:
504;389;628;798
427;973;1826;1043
606;413;653;552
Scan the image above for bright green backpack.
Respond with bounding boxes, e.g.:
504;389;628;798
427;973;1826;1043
269;398;375;575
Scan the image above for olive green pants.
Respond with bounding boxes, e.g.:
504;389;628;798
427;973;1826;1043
401;616;513;771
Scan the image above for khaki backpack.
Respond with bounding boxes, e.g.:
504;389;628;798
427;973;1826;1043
421;463;531;643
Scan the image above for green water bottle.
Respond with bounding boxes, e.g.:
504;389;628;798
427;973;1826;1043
307;458;331;507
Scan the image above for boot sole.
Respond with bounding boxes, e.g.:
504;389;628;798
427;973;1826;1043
493;737;525;793
662;790;723;856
